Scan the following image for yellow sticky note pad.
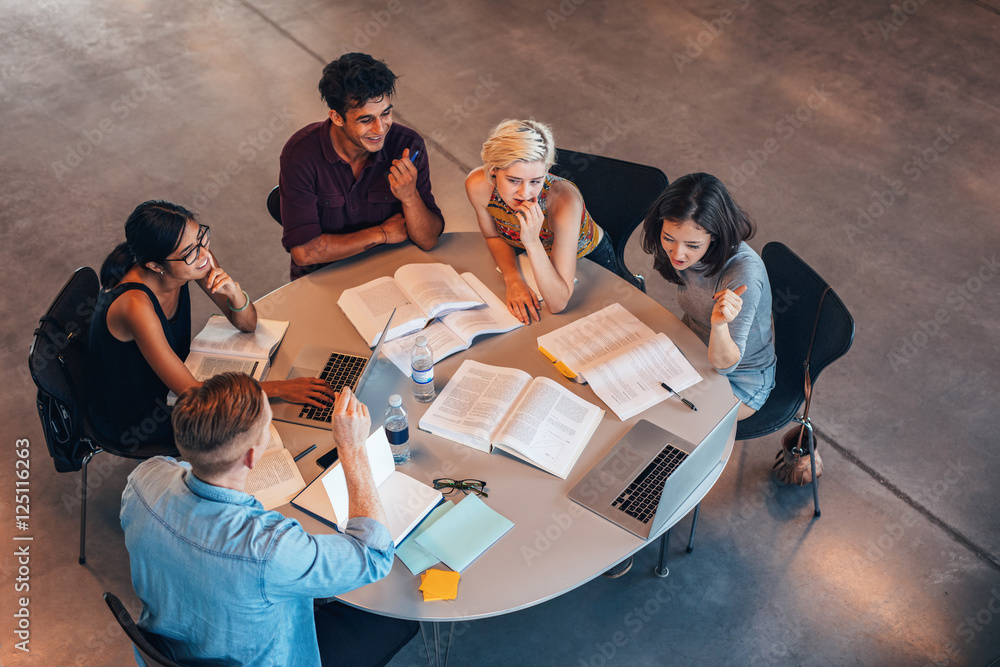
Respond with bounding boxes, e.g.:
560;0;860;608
419;568;460;601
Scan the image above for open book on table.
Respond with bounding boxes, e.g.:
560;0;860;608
244;423;307;511
169;316;289;404
337;263;487;346
291;428;442;544
381;273;522;376
536;303;703;421
183;314;288;382
417;360;605;479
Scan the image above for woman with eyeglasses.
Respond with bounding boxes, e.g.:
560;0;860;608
88;200;335;447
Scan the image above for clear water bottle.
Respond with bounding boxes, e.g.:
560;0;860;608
384;394;410;465
411;336;436;403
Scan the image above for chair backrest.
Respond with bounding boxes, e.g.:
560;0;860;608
103;592;186;667
267;185;281;225
550;148;668;290
28;267;100;472
735;242;855;440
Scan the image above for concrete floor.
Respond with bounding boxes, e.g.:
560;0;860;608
2;0;999;665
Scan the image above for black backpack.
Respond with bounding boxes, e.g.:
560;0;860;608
28;268;100;473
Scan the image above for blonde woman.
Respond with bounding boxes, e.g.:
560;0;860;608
465;119;615;323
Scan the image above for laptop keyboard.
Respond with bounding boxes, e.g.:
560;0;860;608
297;353;367;423
612;444;689;524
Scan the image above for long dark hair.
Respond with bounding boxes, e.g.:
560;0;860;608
640;173;756;285
100;200;196;288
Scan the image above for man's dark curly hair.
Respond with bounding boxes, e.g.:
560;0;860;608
319;53;397;119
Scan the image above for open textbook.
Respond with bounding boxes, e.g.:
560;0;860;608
418;360;605;479
337;263;486;346
244;423;306;510
183;315;289;382
536;303;703;421
381;273;522;375
291;427;442;544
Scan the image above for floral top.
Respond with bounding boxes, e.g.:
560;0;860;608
487;174;602;257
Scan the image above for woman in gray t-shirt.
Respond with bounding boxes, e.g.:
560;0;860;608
641;173;776;421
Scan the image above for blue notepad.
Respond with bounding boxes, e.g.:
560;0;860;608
396;500;455;576
414;494;514;573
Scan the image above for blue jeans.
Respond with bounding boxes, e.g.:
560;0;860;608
583;233;617;273
727;363;777;411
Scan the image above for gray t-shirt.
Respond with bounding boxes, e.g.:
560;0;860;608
677;242;776;375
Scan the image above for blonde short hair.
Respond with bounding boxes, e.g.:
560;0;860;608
481;119;556;180
173;373;267;479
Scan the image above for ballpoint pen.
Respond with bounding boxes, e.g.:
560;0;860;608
293;444;317;462
661;382;697;411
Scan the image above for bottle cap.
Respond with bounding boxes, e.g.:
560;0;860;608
388;394;402;407
416;336;428;347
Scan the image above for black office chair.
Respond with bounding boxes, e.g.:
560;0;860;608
28;267;178;565
735;241;855;516
267;185;281;225
653;242;855;574
550;148;668;291
103;592;185;667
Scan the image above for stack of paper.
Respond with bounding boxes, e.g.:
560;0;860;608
537;303;703;420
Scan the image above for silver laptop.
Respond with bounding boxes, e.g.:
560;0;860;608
271;309;396;428
569;402;739;539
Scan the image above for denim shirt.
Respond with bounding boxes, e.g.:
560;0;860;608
120;457;394;666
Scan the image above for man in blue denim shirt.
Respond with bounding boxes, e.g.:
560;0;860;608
121;374;412;666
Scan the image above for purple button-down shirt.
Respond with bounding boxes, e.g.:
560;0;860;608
278;119;443;280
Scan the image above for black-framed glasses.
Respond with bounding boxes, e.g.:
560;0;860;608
162;224;211;265
432;478;488;498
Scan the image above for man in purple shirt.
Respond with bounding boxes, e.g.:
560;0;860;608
279;52;445;280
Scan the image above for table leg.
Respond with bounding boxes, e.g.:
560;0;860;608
420;620;455;667
654;528;672;577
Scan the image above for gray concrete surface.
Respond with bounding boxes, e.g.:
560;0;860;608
1;0;998;665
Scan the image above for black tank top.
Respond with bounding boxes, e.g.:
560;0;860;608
87;282;191;448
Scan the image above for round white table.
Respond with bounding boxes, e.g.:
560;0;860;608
259;233;737;625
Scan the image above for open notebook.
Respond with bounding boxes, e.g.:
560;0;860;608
291;428;442;544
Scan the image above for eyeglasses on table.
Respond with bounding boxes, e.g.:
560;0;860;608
432;478;488;498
